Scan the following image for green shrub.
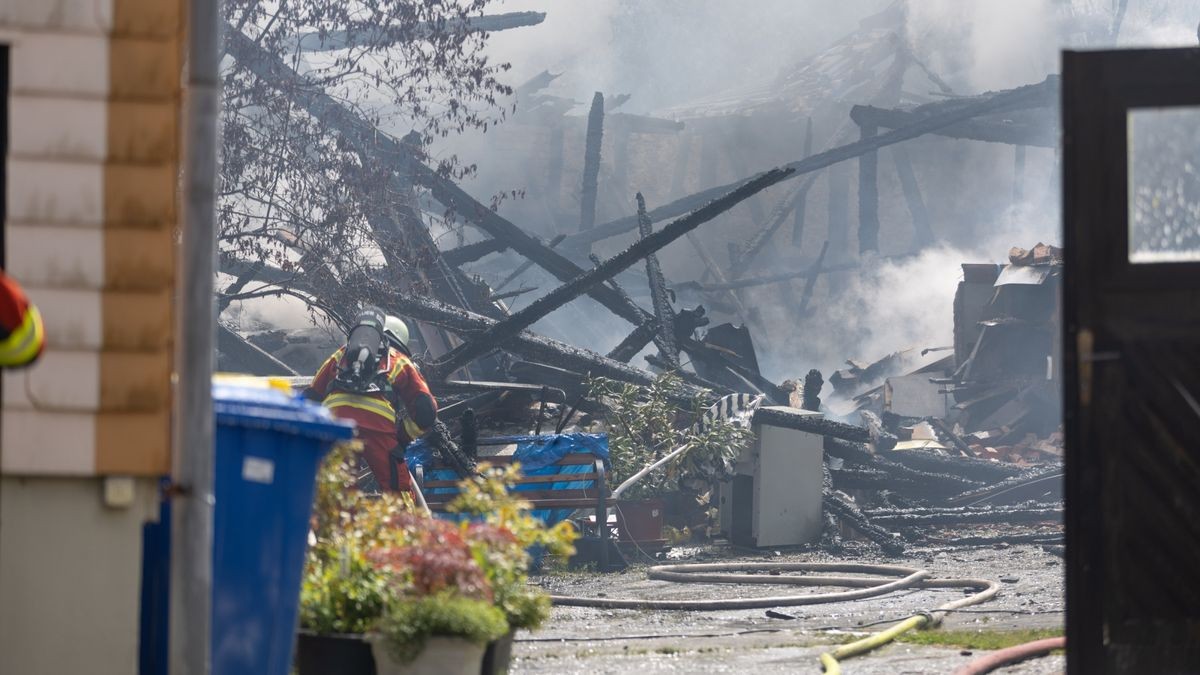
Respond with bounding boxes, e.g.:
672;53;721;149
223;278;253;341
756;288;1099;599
377;594;508;664
299;542;388;635
500;587;551;631
587;373;755;501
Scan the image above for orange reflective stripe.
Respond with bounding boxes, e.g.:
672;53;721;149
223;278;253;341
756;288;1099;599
324;392;396;423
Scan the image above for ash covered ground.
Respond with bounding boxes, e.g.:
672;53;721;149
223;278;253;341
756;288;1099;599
515;540;1064;674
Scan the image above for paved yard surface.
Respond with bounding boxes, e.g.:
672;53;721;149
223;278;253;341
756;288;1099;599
515;541;1064;674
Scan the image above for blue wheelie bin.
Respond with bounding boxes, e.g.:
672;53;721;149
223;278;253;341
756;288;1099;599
210;379;355;675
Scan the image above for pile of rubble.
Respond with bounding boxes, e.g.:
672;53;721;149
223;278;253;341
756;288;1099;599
804;243;1064;553
212;6;1063;555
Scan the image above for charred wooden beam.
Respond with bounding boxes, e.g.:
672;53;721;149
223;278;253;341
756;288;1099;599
848;105;1057;148
889;145;934;248
831;465;938;494
862;504;1063;527
729;173;819;279
827;163;851;259
488;287;536;302
880;447;1022;483
428;168;795;378
494;233;565;291
752;406;874;443
606;319;658;363
797;240;830;315
378;290;708;400
947;466;1063;507
685;233;750;322
517;70;559;98
219;259;265;312
857;121;880;254
587;253;649;324
676;258;858;293
216;324;299;376
824;438;983;493
224;28;649;327
580;92;605;233
802;369;823;412
609;305;709;364
637;193;679;368
931;533;1063;548
793;117;813;247
824;475;905;555
682;336;784;402
564;77;1059;248
643;354;731;392
860;410;897;451
442;239;509;267
929;417;976;457
291;11;547;51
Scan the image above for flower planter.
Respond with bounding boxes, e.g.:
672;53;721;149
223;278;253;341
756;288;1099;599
481;630;516;675
615;498;665;543
371;635;487;675
295;631;376;675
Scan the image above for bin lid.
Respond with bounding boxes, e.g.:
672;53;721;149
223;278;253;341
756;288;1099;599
213;378;355;442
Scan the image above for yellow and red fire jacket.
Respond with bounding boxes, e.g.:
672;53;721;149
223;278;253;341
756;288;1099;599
306;345;436;442
0;270;44;368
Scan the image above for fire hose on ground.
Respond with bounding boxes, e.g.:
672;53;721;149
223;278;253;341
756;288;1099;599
547;562;999;672
951;636;1065;675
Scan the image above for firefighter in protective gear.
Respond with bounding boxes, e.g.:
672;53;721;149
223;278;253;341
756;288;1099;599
0;270;45;368
304;308;436;492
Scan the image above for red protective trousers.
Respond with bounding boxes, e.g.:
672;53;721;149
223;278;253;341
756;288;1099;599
325;405;413;494
358;428;412;494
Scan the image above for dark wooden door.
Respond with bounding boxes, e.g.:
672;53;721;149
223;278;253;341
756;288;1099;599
1063;48;1200;674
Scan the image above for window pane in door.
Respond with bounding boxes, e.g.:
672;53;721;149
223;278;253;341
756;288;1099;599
1128;107;1200;263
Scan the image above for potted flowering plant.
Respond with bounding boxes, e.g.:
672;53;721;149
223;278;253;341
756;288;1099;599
448;464;578;674
367;514;508;674
296;443;397;675
296;448;576;675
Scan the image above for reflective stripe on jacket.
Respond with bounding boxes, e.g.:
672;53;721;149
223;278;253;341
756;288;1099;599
308;345;433;437
0;305;44;367
0;271;44;368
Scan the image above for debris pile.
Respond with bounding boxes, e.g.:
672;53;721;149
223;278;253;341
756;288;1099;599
212;7;1063;559
810;243;1064;553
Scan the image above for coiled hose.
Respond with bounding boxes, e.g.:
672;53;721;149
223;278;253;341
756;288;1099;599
819;576;999;673
546;562;998;672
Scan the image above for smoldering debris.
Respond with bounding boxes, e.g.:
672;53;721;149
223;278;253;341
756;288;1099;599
215;4;1082;565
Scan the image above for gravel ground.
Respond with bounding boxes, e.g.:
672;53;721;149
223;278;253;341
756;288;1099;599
512;541;1064;674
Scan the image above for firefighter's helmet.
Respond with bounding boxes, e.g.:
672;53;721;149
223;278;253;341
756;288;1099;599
384;315;410;352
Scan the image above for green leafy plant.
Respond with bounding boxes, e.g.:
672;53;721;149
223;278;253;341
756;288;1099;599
376;593;508;665
302;449;572;646
587;373;755;501
301;442;403;635
449;463;576;630
299;540;388;635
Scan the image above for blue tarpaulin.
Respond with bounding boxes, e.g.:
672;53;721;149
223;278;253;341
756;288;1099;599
405;433;609;525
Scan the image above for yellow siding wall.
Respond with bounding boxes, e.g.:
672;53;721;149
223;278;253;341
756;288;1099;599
0;0;184;476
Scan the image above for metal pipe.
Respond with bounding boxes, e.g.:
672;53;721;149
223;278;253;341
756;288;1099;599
171;2;220;673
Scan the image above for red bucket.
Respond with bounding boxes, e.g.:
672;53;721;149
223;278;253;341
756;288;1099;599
615;498;665;542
